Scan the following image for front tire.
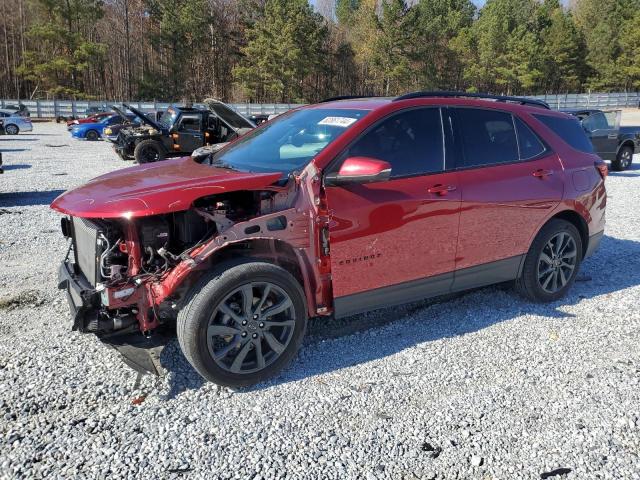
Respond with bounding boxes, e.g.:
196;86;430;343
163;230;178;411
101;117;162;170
5;124;19;135
85;129;99;141
177;261;307;387
134;139;166;163
612;145;633;171
515;219;582;302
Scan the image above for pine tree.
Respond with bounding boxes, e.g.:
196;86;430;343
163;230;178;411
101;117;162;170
233;0;328;102
617;11;640;90
17;0;107;97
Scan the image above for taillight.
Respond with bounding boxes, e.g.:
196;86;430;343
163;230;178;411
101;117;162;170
595;160;608;179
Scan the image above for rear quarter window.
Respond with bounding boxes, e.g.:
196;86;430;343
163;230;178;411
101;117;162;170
533;114;594;154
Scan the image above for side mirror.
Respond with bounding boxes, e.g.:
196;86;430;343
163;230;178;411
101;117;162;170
325;156;392;186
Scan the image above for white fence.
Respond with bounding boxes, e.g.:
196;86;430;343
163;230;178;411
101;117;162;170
1;92;639;118
0;100;303;118
527;92;640;110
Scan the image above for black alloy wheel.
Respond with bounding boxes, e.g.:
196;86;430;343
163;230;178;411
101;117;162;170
537;231;578;294
206;282;296;374
177;261;307;387
515;218;583;302
613;146;633;171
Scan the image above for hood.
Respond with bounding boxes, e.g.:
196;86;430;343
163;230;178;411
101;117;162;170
111;105;134;125
124;103;163;131
203;98;255;130
50;156;282;219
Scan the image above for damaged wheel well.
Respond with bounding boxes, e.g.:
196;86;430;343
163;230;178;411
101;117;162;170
210;239;304;285
175;238;310;311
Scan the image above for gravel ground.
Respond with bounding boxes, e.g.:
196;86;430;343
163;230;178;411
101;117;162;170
1;122;639;480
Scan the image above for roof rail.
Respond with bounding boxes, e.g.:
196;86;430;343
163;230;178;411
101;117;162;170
319;95;379;103
393;91;550;109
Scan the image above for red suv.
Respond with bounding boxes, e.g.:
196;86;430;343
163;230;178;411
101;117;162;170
52;92;607;387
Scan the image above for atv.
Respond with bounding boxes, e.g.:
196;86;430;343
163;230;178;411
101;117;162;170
114;99;255;163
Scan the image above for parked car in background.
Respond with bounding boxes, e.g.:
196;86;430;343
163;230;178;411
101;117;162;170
114;99;254;163
563;108;640;171
52;92;606;387
57;105;110;123
67;112;114;130
102;117;141;143
70;113;131;141
249;114;270;125
0;119;4;135
102;106;151;145
0;109;33;134
3;103;30;117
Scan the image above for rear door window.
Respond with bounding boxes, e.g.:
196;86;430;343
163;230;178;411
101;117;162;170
178;114;202;132
454;108;519;167
514;117;546;160
344;107;445;178
534;114;594;153
583;112;610;131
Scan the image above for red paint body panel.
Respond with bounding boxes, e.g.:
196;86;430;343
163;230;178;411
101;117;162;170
326;172;460;297
455;153;564;269
52;95;607;336
50;156;282;218
67;112;112;127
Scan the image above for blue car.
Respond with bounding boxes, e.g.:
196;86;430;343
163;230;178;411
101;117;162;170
70;114;131;141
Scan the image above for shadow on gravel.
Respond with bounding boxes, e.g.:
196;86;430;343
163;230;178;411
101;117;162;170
608;162;640;177
1;164;31;170
0;189;64;207
0;148;29;153
0;138;37;142
160;234;640;395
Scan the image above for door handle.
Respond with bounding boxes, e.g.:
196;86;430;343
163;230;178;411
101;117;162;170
427;184;457;195
532;169;554;178
608;134;618;139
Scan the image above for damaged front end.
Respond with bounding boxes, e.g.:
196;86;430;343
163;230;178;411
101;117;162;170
55;164;332;375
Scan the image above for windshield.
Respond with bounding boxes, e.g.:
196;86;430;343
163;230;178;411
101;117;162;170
210;108;369;175
209;103;254;129
159;109;178;128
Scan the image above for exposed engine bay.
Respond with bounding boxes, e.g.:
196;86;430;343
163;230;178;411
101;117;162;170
61;172;329;340
96;191;280;287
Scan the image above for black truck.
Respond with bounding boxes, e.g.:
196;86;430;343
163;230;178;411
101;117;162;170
114;99;255;163
563;108;640;171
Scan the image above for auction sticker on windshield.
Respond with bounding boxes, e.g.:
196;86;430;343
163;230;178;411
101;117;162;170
318;116;358;127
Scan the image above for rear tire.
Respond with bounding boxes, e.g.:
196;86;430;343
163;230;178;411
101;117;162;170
612;145;633;171
134;139;166;163
515;219;582;302
177;261;307;387
5;124;19;135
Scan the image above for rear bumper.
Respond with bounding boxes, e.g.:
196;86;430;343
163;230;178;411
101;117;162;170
585;230;604;259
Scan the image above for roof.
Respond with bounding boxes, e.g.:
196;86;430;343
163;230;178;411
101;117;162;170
306;97;392;110
167;105;208;113
312;96;567;117
313;91;551;111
